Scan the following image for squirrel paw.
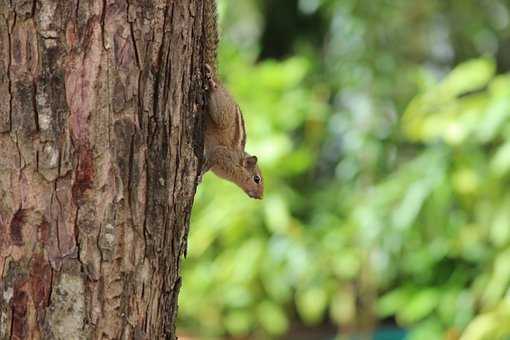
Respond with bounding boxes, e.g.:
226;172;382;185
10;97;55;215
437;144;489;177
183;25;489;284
197;158;212;184
204;64;217;90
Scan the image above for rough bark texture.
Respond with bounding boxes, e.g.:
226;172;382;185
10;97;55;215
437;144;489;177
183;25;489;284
0;0;204;339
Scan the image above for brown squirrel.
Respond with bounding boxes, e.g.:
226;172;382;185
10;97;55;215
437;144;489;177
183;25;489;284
201;0;264;199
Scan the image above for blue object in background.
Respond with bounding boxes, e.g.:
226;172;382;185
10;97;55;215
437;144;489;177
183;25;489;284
374;328;407;340
338;328;407;340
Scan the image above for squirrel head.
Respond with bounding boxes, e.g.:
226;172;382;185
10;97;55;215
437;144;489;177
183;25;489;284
239;155;264;199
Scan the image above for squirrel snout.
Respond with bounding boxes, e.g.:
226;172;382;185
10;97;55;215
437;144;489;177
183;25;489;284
247;190;263;200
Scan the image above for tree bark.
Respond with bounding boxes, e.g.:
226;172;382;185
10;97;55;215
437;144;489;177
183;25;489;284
0;0;203;339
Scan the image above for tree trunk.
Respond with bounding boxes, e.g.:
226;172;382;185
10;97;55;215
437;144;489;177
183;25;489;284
0;0;203;339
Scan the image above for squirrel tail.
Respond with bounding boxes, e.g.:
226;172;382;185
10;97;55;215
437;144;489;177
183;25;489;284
203;0;219;76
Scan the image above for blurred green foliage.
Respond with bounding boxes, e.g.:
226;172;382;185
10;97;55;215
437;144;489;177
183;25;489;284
178;0;510;339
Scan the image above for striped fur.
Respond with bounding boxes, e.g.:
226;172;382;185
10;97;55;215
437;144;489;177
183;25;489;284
232;106;247;151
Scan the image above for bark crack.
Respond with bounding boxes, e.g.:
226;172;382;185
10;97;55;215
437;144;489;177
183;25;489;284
32;79;40;132
161;4;175;120
136;70;143;129
106;55;112;146
14;132;22;171
52;179;65;255
75;0;80;23
74;206;80;262
6;13;16;132
130;23;140;68
127;0;141;69
47;268;54;306
31;0;36;17
127;133;135;212
9;305;14;340
101;0;109;51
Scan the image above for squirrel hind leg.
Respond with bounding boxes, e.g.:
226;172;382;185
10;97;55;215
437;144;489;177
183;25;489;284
206;83;238;129
204;64;217;90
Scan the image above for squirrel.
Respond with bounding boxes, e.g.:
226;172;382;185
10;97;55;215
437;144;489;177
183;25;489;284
200;0;264;200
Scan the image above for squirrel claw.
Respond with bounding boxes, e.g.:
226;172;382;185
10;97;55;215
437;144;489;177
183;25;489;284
197;158;211;184
204;64;217;90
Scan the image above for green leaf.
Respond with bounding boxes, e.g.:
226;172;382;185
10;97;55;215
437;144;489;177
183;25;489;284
461;314;500;340
398;289;440;324
490;142;510;177
263;195;291;234
452;168;480;195
224;310;254;336
330;287;356;324
482;248;510;308
392;179;432;230
490;197;510;247
438;58;495;98
332;249;360;279
377;288;412;318
256;300;289;335
296;286;328;324
402;59;496;142
408;319;444;340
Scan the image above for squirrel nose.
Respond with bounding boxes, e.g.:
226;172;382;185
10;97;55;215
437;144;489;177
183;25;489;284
247;191;262;199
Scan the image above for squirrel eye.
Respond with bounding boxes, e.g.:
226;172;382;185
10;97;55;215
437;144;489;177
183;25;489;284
253;175;261;184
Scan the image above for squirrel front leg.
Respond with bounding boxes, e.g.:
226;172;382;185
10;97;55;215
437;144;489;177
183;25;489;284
204;145;240;175
198;145;235;182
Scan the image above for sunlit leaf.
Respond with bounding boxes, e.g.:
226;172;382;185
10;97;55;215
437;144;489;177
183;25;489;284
264;195;291;233
398;289;440;324
490;198;510;248
482;249;510;308
224;310;254;336
392;179;432;230
296;286;328;324
490;142;510;177
377;288;412;318
407;319;444;340
452;168;480;195
256;300;289;335
330;286;356;324
461;299;510;340
438;58;495;98
332;249;360;279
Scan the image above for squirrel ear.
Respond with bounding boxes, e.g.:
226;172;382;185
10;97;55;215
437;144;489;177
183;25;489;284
245;156;258;168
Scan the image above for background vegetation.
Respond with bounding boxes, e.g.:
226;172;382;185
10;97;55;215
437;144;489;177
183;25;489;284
178;0;510;339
